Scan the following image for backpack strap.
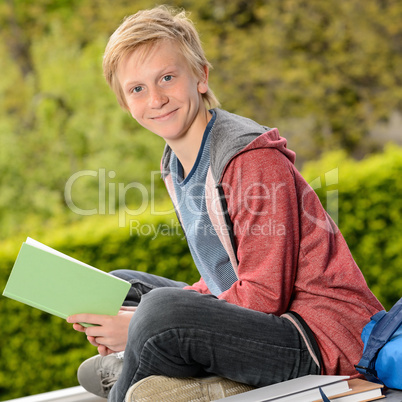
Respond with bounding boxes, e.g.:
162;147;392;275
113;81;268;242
355;297;402;383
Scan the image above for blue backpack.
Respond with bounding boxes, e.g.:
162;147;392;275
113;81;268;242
355;297;402;390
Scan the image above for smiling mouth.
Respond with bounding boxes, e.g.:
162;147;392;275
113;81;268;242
151;109;178;120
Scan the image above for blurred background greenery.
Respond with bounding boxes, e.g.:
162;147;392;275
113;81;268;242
0;0;401;399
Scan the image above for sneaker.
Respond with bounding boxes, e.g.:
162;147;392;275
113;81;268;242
125;375;255;402
77;352;124;398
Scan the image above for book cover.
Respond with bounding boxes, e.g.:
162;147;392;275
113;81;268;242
215;375;350;401
321;378;384;402
2;238;131;326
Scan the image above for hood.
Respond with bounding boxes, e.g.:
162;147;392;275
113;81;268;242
210;108;296;183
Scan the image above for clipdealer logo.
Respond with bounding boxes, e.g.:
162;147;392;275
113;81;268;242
64;167;339;235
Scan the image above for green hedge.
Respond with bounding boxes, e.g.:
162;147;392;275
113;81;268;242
302;143;402;310
1;145;402;400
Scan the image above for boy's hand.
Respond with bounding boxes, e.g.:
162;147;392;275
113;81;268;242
67;307;136;356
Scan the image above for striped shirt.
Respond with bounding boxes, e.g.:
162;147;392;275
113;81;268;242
170;110;237;295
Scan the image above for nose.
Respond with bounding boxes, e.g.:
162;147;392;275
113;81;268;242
149;87;168;109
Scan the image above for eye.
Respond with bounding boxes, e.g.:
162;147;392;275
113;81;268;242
162;75;173;82
131;86;143;94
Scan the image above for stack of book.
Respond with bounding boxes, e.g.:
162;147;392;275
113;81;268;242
216;375;384;402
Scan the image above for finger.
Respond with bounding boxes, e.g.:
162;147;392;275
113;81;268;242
98;344;110;356
120;306;137;312
84;324;109;339
87;335;100;347
72;323;86;333
67;313;105;326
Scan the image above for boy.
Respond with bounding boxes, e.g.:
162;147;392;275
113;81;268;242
67;5;383;402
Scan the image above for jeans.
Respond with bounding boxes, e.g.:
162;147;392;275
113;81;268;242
108;270;320;402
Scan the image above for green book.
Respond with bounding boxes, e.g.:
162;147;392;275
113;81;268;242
2;238;131;326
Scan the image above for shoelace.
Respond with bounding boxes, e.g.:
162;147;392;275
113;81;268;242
100;373;119;393
99;353;124;395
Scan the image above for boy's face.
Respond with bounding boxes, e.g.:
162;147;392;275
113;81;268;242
117;39;209;144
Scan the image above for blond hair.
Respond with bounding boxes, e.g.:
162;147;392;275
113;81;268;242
103;5;220;110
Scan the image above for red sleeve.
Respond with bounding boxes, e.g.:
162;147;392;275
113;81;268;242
184;277;211;294
217;148;300;315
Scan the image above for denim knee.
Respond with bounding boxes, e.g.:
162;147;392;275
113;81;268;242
136;287;191;321
129;288;199;340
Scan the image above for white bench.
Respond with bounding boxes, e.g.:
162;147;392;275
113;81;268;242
3;386;105;402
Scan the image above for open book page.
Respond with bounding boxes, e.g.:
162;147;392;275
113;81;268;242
26;237;95;269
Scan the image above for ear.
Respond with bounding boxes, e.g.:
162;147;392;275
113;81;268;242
197;65;209;94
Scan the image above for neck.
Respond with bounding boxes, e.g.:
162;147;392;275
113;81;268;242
166;108;212;177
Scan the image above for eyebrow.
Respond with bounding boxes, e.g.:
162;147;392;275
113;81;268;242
121;64;180;92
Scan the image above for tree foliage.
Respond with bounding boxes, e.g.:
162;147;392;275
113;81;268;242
0;0;401;239
198;0;402;154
